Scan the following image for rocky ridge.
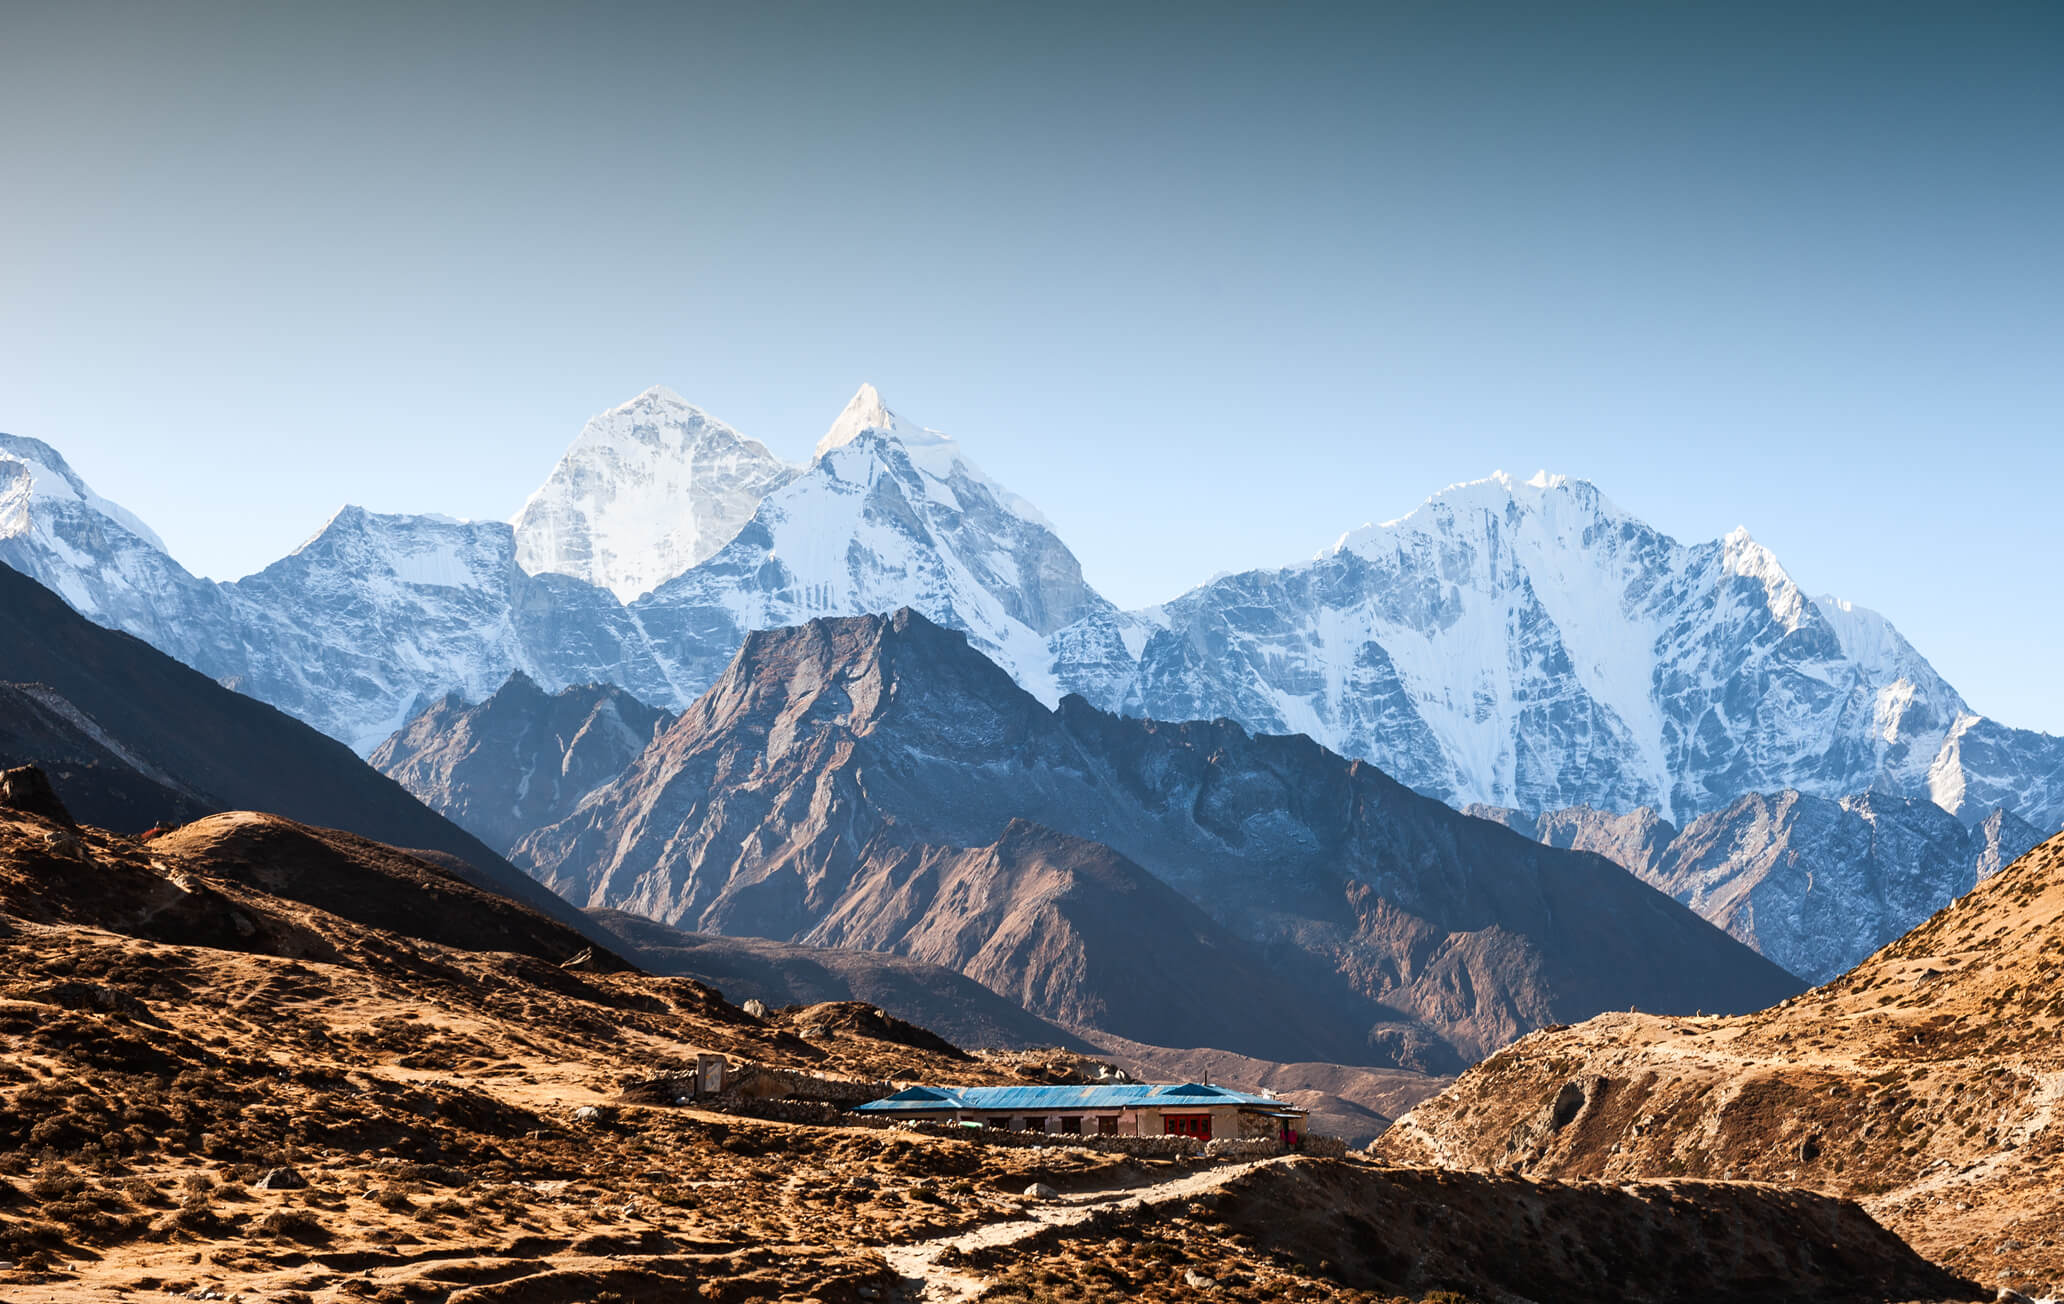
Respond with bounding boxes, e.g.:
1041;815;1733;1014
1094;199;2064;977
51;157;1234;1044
7;401;2059;838
1472;792;2048;983
511;609;1802;1072
369;674;674;856
1055;472;2064;830
0;560;613;951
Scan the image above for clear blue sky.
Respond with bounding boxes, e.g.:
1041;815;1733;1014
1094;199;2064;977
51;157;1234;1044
4;2;2060;730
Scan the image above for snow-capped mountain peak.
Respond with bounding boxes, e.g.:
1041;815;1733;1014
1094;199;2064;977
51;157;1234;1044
1332;469;1627;560
1057;464;2055;829
511;386;799;602
7;397;2062;852
0;435;168;553
813;381;901;458
1717;526;1813;627
811;384;1051;529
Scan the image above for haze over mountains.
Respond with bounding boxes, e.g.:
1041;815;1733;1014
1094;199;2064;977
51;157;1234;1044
4;384;2061;990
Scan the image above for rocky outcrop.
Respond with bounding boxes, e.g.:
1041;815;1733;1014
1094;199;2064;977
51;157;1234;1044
0;764;75;827
371;673;673;855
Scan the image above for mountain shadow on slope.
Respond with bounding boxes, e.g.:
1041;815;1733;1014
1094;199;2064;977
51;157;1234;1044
0;562;617;951
0;681;218;829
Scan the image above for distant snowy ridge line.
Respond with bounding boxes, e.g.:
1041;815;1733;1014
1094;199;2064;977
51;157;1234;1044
1;384;2060;835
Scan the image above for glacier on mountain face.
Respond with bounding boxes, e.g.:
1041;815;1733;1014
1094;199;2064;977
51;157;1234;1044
0;386;1111;753
626;384;1112;707
511;386;798;603
1047;470;2051;828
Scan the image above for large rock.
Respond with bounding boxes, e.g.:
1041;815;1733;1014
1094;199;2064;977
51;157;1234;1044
0;765;75;828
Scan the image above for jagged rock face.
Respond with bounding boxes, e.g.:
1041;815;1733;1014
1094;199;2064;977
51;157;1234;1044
370;673;674;855
1061;472;2057;828
1971;805;2044;880
1477;792;2048;984
1373;830;2064;1292
513;610;1801;1070
511;386;798;602
1928;711;2064;831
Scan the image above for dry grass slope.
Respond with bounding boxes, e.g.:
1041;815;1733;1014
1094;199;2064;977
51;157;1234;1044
1377;830;2064;1297
0;779;1989;1304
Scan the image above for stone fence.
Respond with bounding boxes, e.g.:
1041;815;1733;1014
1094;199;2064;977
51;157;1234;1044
621;1062;890;1111
726;1064;890;1106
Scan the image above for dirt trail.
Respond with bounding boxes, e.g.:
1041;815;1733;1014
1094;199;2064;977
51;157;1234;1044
881;1156;1286;1302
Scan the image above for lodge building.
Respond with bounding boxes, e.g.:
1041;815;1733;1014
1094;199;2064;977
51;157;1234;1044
852;1081;1308;1143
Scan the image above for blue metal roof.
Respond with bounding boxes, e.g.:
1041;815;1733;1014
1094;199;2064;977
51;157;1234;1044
853;1082;1300;1113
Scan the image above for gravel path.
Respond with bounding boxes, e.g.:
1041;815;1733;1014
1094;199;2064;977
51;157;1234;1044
881;1157;1287;1302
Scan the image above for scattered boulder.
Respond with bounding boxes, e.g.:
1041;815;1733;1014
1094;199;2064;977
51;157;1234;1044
1024;1182;1058;1200
254;1166;308;1191
572;1105;610;1125
742;998;769;1019
1184;1269;1218;1289
1;766;76;828
41;829;88;861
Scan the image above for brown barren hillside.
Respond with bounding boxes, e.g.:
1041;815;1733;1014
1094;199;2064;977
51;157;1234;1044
965;1158;1978;1304
0;766;1978;1303
1377;829;2064;1297
0;783;1129;1302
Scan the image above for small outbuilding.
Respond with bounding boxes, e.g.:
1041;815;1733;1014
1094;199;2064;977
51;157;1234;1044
852;1082;1307;1144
